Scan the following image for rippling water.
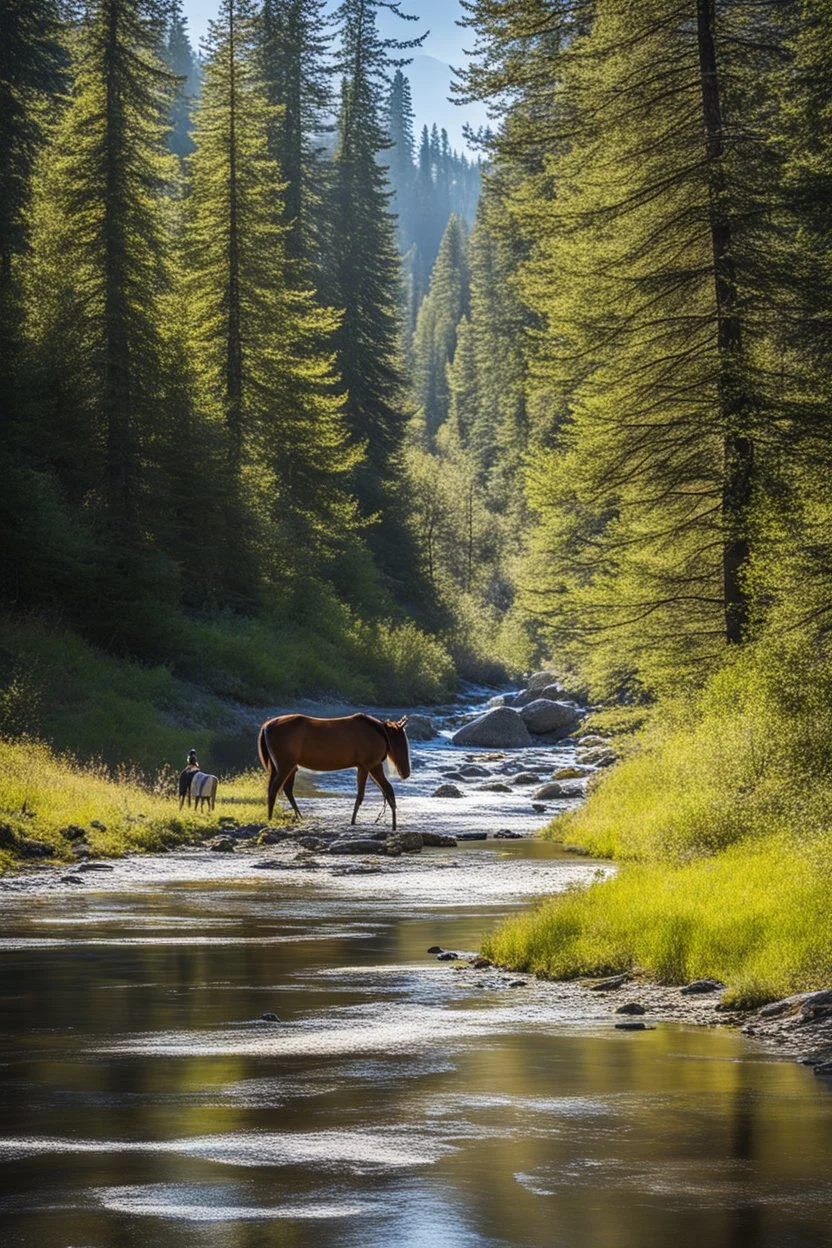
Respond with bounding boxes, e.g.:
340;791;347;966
2;700;832;1246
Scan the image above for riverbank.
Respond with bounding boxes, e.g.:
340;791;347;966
0;736;289;872
483;642;832;1034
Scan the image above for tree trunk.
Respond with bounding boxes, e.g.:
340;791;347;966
696;0;753;645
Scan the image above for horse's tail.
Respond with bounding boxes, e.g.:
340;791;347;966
178;768;193;799
258;723;273;775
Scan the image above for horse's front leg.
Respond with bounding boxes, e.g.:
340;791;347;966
369;764;396;831
351;766;368;824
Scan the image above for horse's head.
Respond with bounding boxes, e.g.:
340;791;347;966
384;716;411;779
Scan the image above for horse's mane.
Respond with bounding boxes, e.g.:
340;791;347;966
356;713;390;750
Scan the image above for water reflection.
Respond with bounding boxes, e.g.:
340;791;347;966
1;848;831;1248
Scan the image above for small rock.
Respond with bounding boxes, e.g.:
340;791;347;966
433;784;464;798
389;831;423;853
386;842;402;856
332;862;383;875
205;836;236;853
508;979;527;988
330;838;387;855
251;859;283;870
680;978;723;995
77;862;114;872
257;828;292;845
18;837;54;858
477;781;511;793
60;825;87;841
615;1021;648;1031
437;951;460;961
531;804;546;814
615;1002;646;1015
458;764;491;777
471;957;493;969
427;945;443;954
261;1012;279;1022
494;829;522;839
588;973;629;991
60;874;86;884
218;816;239;827
511;772;541;786
813;1062;832;1078
552;767;590;781
296;836;329;851
519;699;582;738
421;831;458;847
89;820;107;831
456;832;487;841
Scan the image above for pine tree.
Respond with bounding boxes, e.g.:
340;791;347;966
259;0;331;272
446;314;479;449
386;68;415;248
412;213;469;435
26;0;177;639
325;0;423;580
0;0;70;609
163;0;199;160
188;0;360;601
463;0;790;692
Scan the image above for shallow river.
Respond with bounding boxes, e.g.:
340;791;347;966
1;694;832;1247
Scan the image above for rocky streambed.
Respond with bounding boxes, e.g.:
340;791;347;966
2;676;832;1246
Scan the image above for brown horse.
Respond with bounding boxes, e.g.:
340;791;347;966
257;714;411;829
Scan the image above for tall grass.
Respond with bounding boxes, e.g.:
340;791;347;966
486;639;832;1004
0;736;281;871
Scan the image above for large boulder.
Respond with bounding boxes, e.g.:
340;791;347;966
451;706;532;749
526;670;560;696
405;714;436;741
519;698;582;737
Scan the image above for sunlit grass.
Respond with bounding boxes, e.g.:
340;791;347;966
487;640;832;1003
0;737;285;872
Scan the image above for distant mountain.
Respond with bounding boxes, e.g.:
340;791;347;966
406;55;490;151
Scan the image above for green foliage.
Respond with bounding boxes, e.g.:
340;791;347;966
412;214;469;435
485;637;832;1000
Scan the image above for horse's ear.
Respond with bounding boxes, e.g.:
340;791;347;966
399;716;408;728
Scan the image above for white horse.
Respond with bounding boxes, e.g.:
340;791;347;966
180;770;218;811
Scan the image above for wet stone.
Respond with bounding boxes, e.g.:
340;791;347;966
458;764;491;777
615;1021;648;1031
615;1002;647;1016
494;829;522;839
681;979;723;995
261;1012;279;1022
257;828;293;845
456;832;487;841
477;781;511;793
427;945;443;954
77;862;114;872
589;973;629;991
205;836;236;853
433;784;464;798
437;951;461;961
511;773;541;786
329;838;387;855
421;831;457;847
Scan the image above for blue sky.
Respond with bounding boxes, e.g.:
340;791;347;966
182;1;473;65
181;1;488;149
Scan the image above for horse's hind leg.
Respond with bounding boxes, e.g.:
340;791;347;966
351;766;368;825
283;768;302;820
267;764;294;821
369;764;397;831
